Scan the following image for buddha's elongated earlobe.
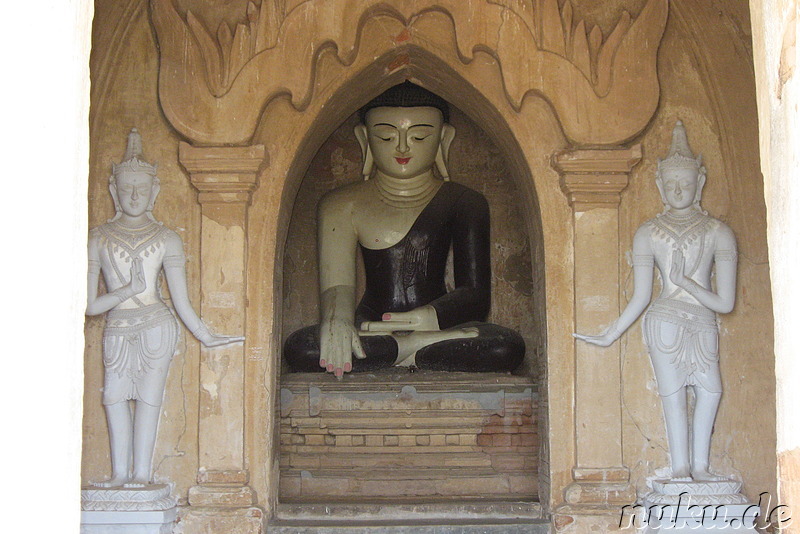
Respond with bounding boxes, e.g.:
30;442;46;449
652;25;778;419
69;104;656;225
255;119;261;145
435;123;456;180
354;124;374;180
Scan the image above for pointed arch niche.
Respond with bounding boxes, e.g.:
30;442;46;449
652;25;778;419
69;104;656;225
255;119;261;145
276;50;548;504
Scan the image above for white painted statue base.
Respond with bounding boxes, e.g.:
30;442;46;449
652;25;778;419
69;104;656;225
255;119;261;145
81;484;177;534
640;479;758;532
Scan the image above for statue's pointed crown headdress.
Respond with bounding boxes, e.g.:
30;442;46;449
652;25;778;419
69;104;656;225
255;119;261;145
657;120;702;172
111;128;157;179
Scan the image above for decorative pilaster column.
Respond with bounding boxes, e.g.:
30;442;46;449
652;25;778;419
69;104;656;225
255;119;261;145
178;142;266;534
552;145;642;530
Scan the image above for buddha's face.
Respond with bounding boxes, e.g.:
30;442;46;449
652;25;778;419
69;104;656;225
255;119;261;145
658;167;701;211
365;106;444;179
114;170;156;218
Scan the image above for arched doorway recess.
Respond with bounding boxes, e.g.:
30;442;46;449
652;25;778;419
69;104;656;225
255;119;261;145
277;48;547;506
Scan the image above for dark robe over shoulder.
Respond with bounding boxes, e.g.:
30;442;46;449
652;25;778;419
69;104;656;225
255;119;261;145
357;182;490;329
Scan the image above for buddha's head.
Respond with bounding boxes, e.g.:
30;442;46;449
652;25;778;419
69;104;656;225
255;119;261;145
355;81;456;180
656;120;706;213
109;129;160;222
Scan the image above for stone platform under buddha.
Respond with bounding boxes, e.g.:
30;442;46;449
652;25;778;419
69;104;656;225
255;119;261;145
279;371;541;503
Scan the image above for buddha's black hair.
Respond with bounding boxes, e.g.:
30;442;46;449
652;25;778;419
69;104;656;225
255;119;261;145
358;81;450;123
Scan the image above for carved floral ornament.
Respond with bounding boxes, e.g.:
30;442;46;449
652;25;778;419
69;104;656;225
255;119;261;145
151;0;667;146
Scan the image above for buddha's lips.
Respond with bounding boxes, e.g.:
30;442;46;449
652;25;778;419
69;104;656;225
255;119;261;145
395;157;411;165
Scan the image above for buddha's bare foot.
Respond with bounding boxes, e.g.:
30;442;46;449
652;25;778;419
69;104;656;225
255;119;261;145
692;469;727;482
393;327;479;366
123;478;150;488
92;475;128;488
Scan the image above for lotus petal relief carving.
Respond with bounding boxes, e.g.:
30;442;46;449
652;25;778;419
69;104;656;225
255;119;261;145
151;0;667;145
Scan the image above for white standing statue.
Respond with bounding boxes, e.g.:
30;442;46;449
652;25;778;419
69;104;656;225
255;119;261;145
575;121;737;482
86;129;244;488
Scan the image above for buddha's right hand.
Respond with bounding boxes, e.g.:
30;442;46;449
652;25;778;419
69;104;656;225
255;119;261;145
319;318;367;378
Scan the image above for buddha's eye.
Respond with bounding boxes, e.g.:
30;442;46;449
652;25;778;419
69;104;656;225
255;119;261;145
412;135;430;141
375;136;392;141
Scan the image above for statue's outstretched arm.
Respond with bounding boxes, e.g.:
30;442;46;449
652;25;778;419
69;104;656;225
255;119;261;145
317;192;366;376
162;231;244;347
85;234;145;316
574;224;655;347
670;224;737;314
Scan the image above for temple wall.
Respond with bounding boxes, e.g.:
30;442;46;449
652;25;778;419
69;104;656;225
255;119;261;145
82;0;778;529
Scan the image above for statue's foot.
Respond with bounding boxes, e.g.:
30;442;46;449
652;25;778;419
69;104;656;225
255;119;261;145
123;478;150;488
393;327;479;365
691;469;727;482
670;466;692;481
92;476;129;488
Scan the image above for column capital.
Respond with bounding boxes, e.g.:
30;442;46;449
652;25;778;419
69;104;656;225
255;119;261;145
179;142;267;205
552;144;642;210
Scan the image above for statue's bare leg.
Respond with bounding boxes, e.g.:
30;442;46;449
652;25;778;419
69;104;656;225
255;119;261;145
125;401;161;487
392;327;479;366
660;389;691;480
94;402;133;487
691;387;724;481
359;327;480;367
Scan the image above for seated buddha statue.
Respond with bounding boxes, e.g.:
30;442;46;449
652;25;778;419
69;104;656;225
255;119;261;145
284;81;525;377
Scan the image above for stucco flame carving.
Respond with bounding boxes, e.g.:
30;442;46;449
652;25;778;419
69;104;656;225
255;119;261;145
151;0;667;146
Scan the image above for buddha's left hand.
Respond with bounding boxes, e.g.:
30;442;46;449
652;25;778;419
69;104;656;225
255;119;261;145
361;305;440;332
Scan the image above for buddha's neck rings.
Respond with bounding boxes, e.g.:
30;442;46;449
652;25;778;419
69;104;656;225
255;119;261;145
373;172;441;208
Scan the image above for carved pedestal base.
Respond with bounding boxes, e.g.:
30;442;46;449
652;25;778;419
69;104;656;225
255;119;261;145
280;371;539;502
80;485;177;534
639;480;757;533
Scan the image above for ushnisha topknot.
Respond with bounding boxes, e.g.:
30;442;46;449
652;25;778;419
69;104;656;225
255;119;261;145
111;128;157;181
657;120;703;173
359;81;450;124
